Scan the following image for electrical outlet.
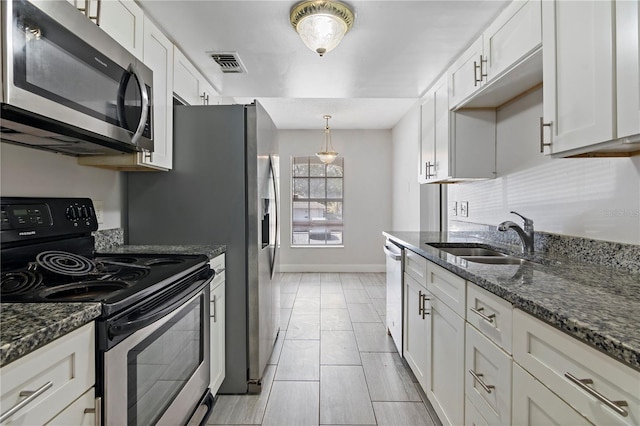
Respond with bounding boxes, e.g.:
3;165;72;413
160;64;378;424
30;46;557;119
460;201;469;217
451;201;458;216
94;200;104;224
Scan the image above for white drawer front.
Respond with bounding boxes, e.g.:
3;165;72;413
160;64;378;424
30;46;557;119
464;396;490;426
427;261;466;317
467;282;513;354
404;250;427;284
465;323;512;425
513;309;640;425
210;270;225;297
209;253;226;275
512;363;590;426
0;323;95;425
47;387;96;426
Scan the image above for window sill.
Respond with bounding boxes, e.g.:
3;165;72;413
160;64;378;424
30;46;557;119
290;245;345;249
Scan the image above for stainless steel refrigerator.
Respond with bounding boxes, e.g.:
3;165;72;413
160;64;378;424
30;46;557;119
126;102;280;394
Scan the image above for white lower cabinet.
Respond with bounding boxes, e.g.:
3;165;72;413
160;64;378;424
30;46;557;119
0;323;95;425
427;295;465;426
209;254;226;395
465;396;490;426
47;387;97;426
465;324;512;425
403;272;430;392
512;363;590;426
513;309;640;425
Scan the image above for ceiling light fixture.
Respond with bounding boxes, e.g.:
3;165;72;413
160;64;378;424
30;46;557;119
290;0;354;57
317;115;338;164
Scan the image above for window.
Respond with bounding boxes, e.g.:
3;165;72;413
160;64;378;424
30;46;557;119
292;156;343;246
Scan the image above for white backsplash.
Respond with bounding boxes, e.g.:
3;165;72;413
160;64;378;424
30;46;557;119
448;88;640;245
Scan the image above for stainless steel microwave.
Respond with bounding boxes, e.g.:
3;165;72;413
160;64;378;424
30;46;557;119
0;0;153;156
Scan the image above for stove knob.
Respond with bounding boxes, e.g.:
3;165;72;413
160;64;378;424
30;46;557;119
80;206;89;218
66;206;79;220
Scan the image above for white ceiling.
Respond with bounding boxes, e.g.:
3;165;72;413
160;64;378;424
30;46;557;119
137;0;511;129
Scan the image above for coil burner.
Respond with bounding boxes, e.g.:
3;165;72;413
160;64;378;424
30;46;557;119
35;250;95;276
0;271;43;295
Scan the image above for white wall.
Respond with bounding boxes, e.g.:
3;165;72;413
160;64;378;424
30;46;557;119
391;103;421;231
0;143;124;230
278;129;392;272
448;88;640;245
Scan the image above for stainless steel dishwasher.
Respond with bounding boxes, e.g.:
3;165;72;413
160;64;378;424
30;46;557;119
383;239;403;354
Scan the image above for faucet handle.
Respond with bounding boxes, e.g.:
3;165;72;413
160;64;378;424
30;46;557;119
510;211;533;228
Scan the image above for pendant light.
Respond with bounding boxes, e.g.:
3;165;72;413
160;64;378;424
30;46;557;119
290;1;355;57
317;115;338;164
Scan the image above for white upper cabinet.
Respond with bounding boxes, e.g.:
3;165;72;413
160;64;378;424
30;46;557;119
420;74;496;184
141;15;173;170
542;0;640;157
541;0;615;155
616;0;640;139
66;0;143;59
449;0;542;109
174;48;219;106
449;37;484;108
482;0;542;82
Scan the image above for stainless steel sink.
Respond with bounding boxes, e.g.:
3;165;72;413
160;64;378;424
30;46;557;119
437;247;506;257
461;256;530;265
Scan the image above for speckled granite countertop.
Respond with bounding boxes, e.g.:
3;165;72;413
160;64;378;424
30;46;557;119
383;231;640;372
99;244;226;260
0;303;101;367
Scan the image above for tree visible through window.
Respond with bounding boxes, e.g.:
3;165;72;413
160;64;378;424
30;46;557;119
292;156;344;246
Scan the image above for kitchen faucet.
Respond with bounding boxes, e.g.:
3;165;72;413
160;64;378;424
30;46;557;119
498;211;535;254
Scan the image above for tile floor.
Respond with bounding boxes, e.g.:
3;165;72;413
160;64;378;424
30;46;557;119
208;272;441;426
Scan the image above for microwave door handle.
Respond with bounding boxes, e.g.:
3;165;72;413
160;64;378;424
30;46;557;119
122;63;149;147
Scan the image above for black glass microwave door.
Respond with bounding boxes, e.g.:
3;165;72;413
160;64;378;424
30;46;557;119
126;298;203;426
11;0;140;133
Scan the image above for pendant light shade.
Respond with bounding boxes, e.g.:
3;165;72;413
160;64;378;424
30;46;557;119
317;115;338;164
290;1;355;57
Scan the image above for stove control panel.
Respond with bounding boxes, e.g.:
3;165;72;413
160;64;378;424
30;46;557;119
1;204;52;230
0;197;98;244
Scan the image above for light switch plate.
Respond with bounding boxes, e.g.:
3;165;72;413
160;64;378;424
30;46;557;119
460;201;469;217
451;201;458;216
94;200;104;224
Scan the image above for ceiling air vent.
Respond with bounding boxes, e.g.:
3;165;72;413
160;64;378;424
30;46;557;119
209;52;247;74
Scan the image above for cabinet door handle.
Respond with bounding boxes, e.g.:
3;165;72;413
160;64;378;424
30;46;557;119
212;295;217;322
473;60;480;87
470;306;495;323
564;372;629;417
539;117;552;153
418;290;424;316
421;292;430;319
468;370;495;394
479;55;487;82
0;381;53;422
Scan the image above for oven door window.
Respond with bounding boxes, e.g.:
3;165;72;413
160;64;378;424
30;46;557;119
127;298;203;426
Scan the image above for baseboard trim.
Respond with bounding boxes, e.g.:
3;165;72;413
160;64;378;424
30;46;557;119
280;264;385;273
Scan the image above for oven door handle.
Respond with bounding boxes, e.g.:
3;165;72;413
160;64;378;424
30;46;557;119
108;270;214;338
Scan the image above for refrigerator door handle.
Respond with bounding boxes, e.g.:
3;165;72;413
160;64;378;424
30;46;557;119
269;155;278;279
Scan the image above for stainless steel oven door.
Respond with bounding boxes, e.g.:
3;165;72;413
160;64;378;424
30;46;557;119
104;285;210;426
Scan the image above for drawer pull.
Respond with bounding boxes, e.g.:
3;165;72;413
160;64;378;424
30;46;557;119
470;307;495;323
83;397;102;426
468;370;495;394
564;372;629;417
0;381;53;422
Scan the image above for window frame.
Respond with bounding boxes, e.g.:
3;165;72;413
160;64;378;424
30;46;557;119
290;156;344;247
